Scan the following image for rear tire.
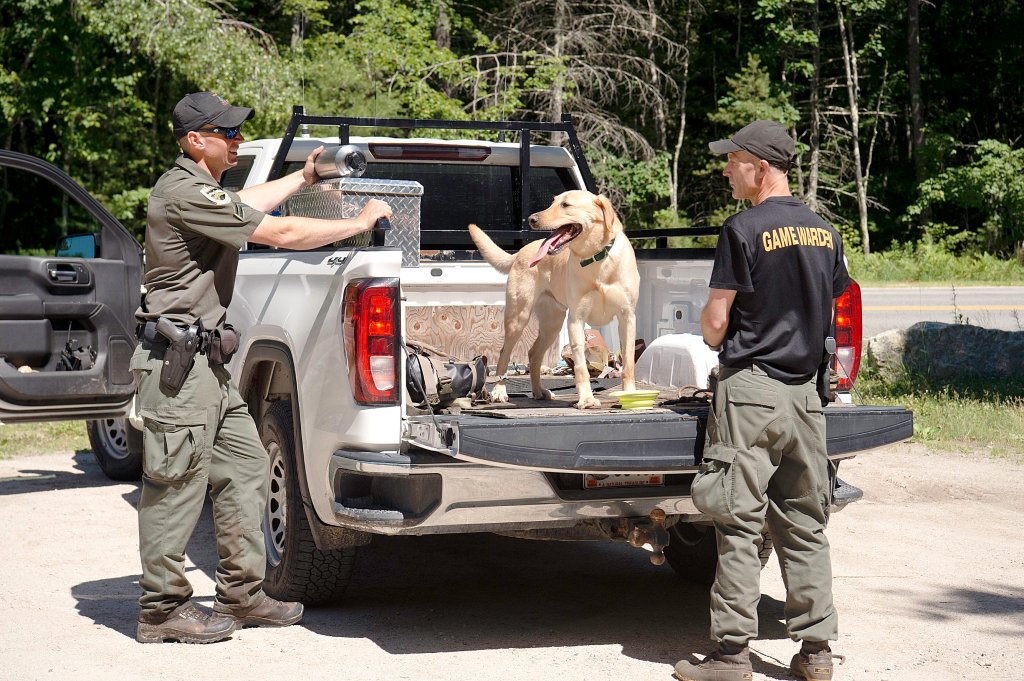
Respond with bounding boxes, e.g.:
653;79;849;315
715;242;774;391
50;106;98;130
86;418;143;481
259;401;357;605
664;523;774;585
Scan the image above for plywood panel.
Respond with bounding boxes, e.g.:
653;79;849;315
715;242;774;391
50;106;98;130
406;305;561;368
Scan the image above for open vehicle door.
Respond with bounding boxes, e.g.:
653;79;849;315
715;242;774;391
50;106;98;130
0;151;142;423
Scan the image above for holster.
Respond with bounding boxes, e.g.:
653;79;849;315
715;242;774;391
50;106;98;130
816;336;837;407
156;319;202;394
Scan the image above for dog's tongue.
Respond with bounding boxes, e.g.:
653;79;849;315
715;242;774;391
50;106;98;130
528;235;556;268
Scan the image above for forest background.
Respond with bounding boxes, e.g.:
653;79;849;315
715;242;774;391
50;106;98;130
2;0;1023;271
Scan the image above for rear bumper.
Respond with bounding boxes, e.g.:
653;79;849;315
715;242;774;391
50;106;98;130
327;449;703;535
325;445;870;536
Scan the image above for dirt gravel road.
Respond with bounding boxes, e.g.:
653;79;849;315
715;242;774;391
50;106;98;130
1;442;1022;681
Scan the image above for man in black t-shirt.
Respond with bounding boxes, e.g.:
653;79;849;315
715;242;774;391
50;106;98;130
674;121;850;681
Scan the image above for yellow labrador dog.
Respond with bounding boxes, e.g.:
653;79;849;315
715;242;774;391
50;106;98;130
468;190;640;409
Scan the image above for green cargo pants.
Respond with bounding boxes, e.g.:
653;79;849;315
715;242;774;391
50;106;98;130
130;343;268;620
692;363;838;648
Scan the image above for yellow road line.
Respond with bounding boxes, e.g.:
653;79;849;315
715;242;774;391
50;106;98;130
864;305;1021;311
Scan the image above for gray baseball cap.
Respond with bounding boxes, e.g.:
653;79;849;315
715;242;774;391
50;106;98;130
172;91;254;139
709;120;796;170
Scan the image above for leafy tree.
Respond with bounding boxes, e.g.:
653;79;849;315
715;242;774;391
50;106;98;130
591;151;672;223
907;139;1024;260
1;0;181;242
74;0;300;138
479;0;681;157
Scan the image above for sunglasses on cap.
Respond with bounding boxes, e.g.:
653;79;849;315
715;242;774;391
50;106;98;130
196;125;242;139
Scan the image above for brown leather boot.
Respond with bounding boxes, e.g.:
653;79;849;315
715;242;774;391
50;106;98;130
221;595;304;627
136;601;236;644
673;646;753;681
790;645;846;680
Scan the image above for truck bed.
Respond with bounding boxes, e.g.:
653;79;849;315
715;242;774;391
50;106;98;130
433;377;913;473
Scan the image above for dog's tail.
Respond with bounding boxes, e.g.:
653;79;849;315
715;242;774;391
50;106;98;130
468;224;515;274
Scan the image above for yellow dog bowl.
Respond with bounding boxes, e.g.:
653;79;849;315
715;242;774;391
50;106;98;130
609;389;661;410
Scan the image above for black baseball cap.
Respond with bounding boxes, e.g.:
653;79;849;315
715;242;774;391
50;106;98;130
709;120;796;170
172;92;254;139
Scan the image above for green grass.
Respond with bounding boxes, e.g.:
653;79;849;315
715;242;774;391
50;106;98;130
856;369;1024;460
847;246;1024;286
0;421;90;460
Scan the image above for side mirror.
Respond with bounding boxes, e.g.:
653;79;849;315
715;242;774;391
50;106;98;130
56;233;98;259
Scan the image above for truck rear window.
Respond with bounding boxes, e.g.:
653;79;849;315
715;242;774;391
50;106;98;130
282;160;577;245
361;163;575;233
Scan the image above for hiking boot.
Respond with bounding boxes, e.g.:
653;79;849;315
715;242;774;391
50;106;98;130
790;647;846;680
221;595;304;628
136;601;235;644
673;647;753;681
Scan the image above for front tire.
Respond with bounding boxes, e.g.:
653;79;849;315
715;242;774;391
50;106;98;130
86;418;143;481
664;523;774;585
259;401;357;605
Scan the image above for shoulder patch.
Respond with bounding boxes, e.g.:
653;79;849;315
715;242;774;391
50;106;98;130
199;185;231;206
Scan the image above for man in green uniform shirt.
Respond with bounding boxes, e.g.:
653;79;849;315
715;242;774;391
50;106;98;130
674;121;849;681
133;92;391;644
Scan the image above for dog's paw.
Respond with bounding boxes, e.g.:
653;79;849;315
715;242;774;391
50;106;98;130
489;383;509;403
573;396;603;410
533;388;555;401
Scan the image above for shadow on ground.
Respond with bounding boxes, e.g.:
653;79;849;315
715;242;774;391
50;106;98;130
300;532;792;676
71;511;795;676
0;450;134;496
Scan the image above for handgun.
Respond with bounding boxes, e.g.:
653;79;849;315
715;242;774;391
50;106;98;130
156;317;202;393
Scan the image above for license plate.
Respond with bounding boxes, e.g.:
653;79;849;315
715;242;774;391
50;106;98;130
584;473;665;489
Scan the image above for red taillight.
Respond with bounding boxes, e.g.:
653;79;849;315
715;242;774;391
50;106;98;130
343;278;400;405
833;279;862;391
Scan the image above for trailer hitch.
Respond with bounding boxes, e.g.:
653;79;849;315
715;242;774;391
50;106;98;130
610;509;670;565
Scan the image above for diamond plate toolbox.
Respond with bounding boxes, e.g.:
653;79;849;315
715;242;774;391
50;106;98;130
283;177;424;266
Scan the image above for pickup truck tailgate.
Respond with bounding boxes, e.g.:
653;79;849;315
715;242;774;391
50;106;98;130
438;404;913;473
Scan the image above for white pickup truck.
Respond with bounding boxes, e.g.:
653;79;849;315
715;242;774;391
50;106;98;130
0;111;912;603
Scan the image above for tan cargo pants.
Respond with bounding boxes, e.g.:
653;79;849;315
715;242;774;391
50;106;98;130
130;344;268;620
692;363;838;647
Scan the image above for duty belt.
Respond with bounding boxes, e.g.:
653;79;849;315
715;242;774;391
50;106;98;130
135;319;239;366
136;320;208;352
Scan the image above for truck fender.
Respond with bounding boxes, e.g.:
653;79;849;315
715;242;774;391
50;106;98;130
239;341;370;550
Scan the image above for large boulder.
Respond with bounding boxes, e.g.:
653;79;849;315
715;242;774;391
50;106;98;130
865;322;1024;382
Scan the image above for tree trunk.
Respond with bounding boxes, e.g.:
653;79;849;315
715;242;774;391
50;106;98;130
647;0;667;150
549;0;569;144
435;0;451;51
291;12;303;51
836;0;870;254
670;0;694;212
807;0;822;212
908;0;924;179
907;0;930;239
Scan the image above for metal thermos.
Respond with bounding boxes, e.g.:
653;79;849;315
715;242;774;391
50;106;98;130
314;144;367;179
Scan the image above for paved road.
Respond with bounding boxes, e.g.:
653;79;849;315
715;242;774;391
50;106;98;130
861;285;1024;337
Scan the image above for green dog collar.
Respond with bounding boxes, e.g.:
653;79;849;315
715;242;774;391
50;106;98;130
579;242;614;268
